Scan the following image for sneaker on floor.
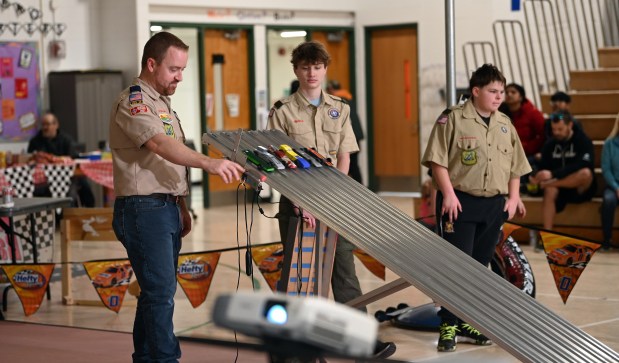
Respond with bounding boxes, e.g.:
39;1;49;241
437;322;458;352
458;323;492;345
374;340;396;359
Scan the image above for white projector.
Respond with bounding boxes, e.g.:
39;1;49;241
212;291;378;358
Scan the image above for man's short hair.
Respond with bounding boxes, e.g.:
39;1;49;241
468;64;506;92
290;41;331;68
141;31;189;69
550;91;571;103
550;109;573;124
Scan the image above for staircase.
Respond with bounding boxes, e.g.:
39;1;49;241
518;47;619;245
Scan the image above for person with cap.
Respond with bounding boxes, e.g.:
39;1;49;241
529;109;596;232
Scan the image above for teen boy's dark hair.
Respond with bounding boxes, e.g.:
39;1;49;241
290;40;331;68
468;64;506;93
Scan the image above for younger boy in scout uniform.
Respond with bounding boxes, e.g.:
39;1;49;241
422;64;530;352
268;40;395;359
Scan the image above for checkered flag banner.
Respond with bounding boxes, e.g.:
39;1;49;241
43;164;75;212
3;165;34;197
43;164;74;198
13;210;55;263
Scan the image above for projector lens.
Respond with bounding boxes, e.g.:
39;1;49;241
265;302;288;324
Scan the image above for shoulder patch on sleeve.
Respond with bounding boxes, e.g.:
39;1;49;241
436;108;451;124
274;100;284;109
268;107;275;118
129;85;141;93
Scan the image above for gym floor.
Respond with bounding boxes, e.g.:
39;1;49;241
2;189;619;362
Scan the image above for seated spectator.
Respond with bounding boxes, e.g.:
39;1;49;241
502;83;546;157
529;110;596;231
27;112;95;207
500;83;545;193
600;113;619;251
543;91;582;140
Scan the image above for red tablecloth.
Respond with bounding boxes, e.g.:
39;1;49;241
0;160;114;190
77;160;114;190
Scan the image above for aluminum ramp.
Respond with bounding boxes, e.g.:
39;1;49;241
204;129;619;363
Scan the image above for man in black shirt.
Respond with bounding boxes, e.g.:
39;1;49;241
28;112;95;207
27;112;76;157
529;110;595;231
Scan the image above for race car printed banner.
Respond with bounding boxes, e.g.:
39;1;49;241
252;243;283;291
539;231;600;303
177;252;221;308
353;248;386;280
1;264;54;316
83;260;133;313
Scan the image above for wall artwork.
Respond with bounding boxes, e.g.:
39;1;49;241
0;41;39;142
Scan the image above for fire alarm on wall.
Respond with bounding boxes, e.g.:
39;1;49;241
50;40;66;59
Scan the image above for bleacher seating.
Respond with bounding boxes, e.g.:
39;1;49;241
522;47;619;245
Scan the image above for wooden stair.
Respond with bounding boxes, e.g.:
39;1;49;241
529;47;619;246
598;47;619;68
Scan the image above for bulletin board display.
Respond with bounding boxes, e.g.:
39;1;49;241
0;42;40;142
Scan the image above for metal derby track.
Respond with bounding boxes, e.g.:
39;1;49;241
203;129;619;363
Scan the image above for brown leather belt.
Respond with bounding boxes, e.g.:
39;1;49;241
118;193;182;204
146;193;182;204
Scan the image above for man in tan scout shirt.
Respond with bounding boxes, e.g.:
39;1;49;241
109;31;243;362
268;40;395;359
422;64;530;353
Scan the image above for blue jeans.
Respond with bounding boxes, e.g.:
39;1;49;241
113;196;182;363
601;188;618;244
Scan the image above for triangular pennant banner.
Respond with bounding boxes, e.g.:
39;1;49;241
353;248;386;280
501;222;521;242
83;260;133;313
1;264;54;316
252;243;284;291
539;231;600;303
177;252;221;308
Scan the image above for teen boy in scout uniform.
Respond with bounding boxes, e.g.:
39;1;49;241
422;64;530;352
109;31;243;362
268;40;395;359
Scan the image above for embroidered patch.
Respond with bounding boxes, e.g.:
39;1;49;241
328;108;340;119
293;119;304;123
268;108;275;118
159;113;172;123
461;150;477;165
501;126;508;133
436;108;451;124
129;93;142;104
130;105;148;116
163;123;175;137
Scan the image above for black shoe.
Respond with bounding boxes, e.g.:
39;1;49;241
437;322;458;352
374;340;396;358
458;323;492;345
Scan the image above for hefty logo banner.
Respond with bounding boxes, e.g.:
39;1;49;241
176;252;221;308
1;264;54;316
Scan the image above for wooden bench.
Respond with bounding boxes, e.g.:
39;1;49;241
518;197;619;245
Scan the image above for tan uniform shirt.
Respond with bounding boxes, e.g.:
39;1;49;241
109;77;188;197
268;91;359;167
422;99;531;197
